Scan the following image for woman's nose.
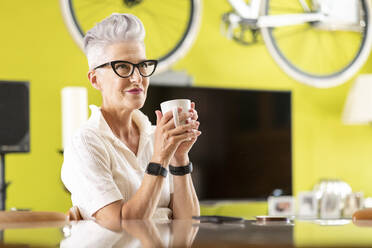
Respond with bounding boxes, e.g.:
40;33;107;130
129;67;142;83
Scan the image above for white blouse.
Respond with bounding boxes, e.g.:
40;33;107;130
61;105;173;220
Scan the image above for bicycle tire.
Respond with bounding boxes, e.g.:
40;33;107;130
261;0;372;88
60;0;202;74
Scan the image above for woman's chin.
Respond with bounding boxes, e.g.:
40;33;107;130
123;99;145;110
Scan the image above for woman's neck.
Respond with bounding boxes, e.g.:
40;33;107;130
100;105;137;140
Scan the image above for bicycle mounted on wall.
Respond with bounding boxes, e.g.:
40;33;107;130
60;0;372;88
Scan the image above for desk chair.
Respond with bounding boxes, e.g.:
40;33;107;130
67;206;83;221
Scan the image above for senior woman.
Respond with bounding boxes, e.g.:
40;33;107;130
61;13;201;221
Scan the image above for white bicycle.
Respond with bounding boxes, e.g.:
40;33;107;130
60;0;372;88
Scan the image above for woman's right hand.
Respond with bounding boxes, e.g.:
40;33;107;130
151;108;198;167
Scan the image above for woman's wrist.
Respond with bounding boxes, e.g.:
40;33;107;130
172;156;190;167
150;154;169;168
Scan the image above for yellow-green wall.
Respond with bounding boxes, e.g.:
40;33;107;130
1;0;372;215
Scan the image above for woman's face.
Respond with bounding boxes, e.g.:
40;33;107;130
90;41;149;111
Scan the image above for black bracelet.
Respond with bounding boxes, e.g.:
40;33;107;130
146;163;168;177
169;162;193;176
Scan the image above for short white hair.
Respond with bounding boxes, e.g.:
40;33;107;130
83;13;146;69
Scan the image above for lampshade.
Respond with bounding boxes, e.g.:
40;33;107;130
342;74;372;124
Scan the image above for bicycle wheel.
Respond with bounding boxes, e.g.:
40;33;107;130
261;0;372;88
60;0;202;74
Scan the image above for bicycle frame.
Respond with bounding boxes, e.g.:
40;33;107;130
228;0;361;29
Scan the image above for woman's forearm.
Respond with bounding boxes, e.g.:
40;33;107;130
171;174;200;219
94;172;169;221
121;174;166;219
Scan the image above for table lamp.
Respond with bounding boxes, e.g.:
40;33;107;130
342;74;372;125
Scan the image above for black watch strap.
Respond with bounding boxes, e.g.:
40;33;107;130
169;162;193;176
146;163;168;177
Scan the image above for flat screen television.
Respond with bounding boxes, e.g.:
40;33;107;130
141;85;292;201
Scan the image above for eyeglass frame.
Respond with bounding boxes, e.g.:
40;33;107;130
93;60;158;78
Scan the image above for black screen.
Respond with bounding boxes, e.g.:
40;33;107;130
142;85;292;201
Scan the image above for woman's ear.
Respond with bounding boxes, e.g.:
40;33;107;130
88;70;101;90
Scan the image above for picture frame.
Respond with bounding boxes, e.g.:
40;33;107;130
268;196;295;216
297;191;318;218
320;193;342;219
343;192;364;218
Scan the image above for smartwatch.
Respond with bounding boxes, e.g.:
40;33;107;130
146;163;168;177
169;162;193;176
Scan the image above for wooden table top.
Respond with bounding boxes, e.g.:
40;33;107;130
1;218;372;247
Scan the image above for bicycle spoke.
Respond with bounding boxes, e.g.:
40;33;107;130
319;34;325;74
73;0;115;9
144;6;189;40
145;15;173;57
295;28;312;73
308;30;321;74
155;0;189;7
330;34;346;73
141;4;188;25
332;33;351;69
79;3;117;30
272;25;312;41
74;0;117;27
338;32;362;66
317;31;328;74
138;6;189;55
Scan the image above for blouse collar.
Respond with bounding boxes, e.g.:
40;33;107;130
87;105;154;137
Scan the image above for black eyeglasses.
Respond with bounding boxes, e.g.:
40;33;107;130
94;60;158;78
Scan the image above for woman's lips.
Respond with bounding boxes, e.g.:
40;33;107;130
126;88;143;94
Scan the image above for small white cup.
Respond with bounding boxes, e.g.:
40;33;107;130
160;99;191;127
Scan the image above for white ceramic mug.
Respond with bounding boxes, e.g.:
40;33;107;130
160;99;191;127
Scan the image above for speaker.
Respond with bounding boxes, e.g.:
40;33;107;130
0;81;30;153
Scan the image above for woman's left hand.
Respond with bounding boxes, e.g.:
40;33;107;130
172;102;201;166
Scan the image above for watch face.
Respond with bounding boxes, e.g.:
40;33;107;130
146;164;160;175
169;162;192;175
146;163;167;177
